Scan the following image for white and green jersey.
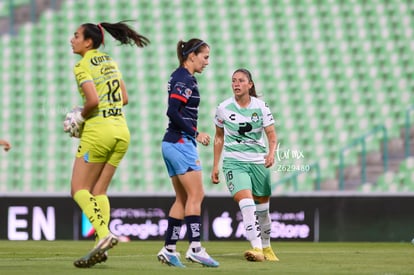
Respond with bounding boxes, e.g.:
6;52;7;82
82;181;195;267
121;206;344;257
214;96;275;164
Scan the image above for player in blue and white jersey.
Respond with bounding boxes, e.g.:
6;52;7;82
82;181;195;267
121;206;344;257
211;69;279;262
157;38;219;268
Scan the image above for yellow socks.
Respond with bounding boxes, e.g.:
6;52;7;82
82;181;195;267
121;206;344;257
95;194;110;225
94;194;110;244
73;190;109;239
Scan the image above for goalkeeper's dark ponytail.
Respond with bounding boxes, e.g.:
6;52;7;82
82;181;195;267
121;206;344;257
82;21;150;49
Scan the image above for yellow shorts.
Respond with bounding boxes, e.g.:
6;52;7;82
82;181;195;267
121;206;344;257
76;117;130;167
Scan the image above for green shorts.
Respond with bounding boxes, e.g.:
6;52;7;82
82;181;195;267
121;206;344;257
76;117;130;167
222;160;272;197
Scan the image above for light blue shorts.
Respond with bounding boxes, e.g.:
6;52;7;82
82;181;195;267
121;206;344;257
162;137;201;177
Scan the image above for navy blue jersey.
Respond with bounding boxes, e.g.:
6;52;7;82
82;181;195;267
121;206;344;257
163;67;200;143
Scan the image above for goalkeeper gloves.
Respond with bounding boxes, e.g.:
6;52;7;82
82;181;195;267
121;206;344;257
63;107;85;138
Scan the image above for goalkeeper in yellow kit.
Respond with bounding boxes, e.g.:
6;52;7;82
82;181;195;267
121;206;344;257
65;21;149;268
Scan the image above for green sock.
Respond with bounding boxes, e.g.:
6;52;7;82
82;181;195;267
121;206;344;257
94;194;110;244
74;190;109;239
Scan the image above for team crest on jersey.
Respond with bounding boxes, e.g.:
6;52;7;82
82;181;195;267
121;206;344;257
184;88;192;97
251;112;259;122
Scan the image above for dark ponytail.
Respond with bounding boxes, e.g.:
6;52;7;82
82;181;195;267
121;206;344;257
176;38;208;67
82;20;150;49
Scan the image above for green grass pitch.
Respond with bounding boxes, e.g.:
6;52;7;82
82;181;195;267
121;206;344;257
0;241;413;274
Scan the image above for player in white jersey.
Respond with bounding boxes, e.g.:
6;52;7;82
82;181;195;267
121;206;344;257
211;68;279;262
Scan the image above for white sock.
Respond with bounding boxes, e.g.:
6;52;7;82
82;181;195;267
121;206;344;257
189;241;201;252
165;244;177;252
256;202;271;248
239;198;262;249
165;244;176;252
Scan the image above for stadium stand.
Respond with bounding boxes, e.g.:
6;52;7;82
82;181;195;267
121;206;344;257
0;0;414;194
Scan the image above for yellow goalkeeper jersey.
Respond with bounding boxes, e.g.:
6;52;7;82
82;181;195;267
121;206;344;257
73;49;125;120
